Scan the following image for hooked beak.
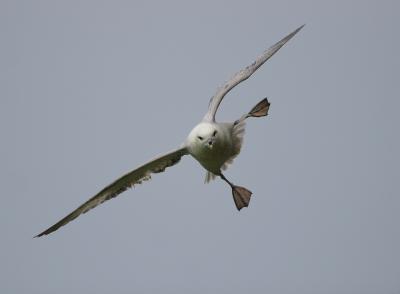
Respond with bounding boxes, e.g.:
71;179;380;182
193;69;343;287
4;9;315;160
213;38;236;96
206;138;214;149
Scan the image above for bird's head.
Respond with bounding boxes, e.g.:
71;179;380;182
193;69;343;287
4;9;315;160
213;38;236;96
186;122;218;153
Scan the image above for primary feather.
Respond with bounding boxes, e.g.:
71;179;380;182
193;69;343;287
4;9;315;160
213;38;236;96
35;147;188;237
203;25;304;122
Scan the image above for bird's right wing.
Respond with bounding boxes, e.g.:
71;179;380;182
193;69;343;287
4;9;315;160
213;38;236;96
35;147;188;237
203;25;304;122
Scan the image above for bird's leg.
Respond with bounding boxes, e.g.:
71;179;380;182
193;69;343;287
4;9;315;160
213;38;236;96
219;173;252;211
234;97;270;125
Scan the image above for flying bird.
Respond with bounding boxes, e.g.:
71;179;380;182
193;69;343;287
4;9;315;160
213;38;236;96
36;25;304;237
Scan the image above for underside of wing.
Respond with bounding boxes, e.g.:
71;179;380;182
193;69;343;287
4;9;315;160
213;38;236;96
203;25;304;122
35;147;188;237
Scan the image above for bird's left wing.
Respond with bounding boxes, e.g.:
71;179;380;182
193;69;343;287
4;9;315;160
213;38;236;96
35;147;188;237
203;25;304;122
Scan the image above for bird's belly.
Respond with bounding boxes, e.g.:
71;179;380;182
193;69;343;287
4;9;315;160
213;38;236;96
191;140;233;174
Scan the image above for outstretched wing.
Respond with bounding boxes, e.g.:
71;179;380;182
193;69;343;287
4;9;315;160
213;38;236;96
35;147;188;237
203;25;304;122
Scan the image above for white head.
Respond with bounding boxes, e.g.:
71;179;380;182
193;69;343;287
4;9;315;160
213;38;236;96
185;122;218;154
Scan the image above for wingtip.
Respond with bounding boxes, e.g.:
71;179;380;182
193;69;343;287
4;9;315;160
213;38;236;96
33;232;45;238
289;24;305;38
34;227;53;238
274;24;305;50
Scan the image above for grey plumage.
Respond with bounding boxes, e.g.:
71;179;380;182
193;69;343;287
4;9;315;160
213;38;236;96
203;25;304;122
35;148;187;237
36;25;303;237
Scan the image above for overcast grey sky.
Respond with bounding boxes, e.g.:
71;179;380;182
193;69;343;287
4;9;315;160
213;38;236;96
1;1;399;293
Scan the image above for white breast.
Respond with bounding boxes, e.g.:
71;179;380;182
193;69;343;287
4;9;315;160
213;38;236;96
185;122;235;174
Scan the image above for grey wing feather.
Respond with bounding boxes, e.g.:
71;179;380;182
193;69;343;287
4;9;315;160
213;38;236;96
203;25;304;122
35;147;188;237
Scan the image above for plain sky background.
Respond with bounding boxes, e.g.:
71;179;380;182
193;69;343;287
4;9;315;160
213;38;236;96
1;1;399;293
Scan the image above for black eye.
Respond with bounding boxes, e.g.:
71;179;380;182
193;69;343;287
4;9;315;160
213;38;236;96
213;130;217;136
197;136;203;140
